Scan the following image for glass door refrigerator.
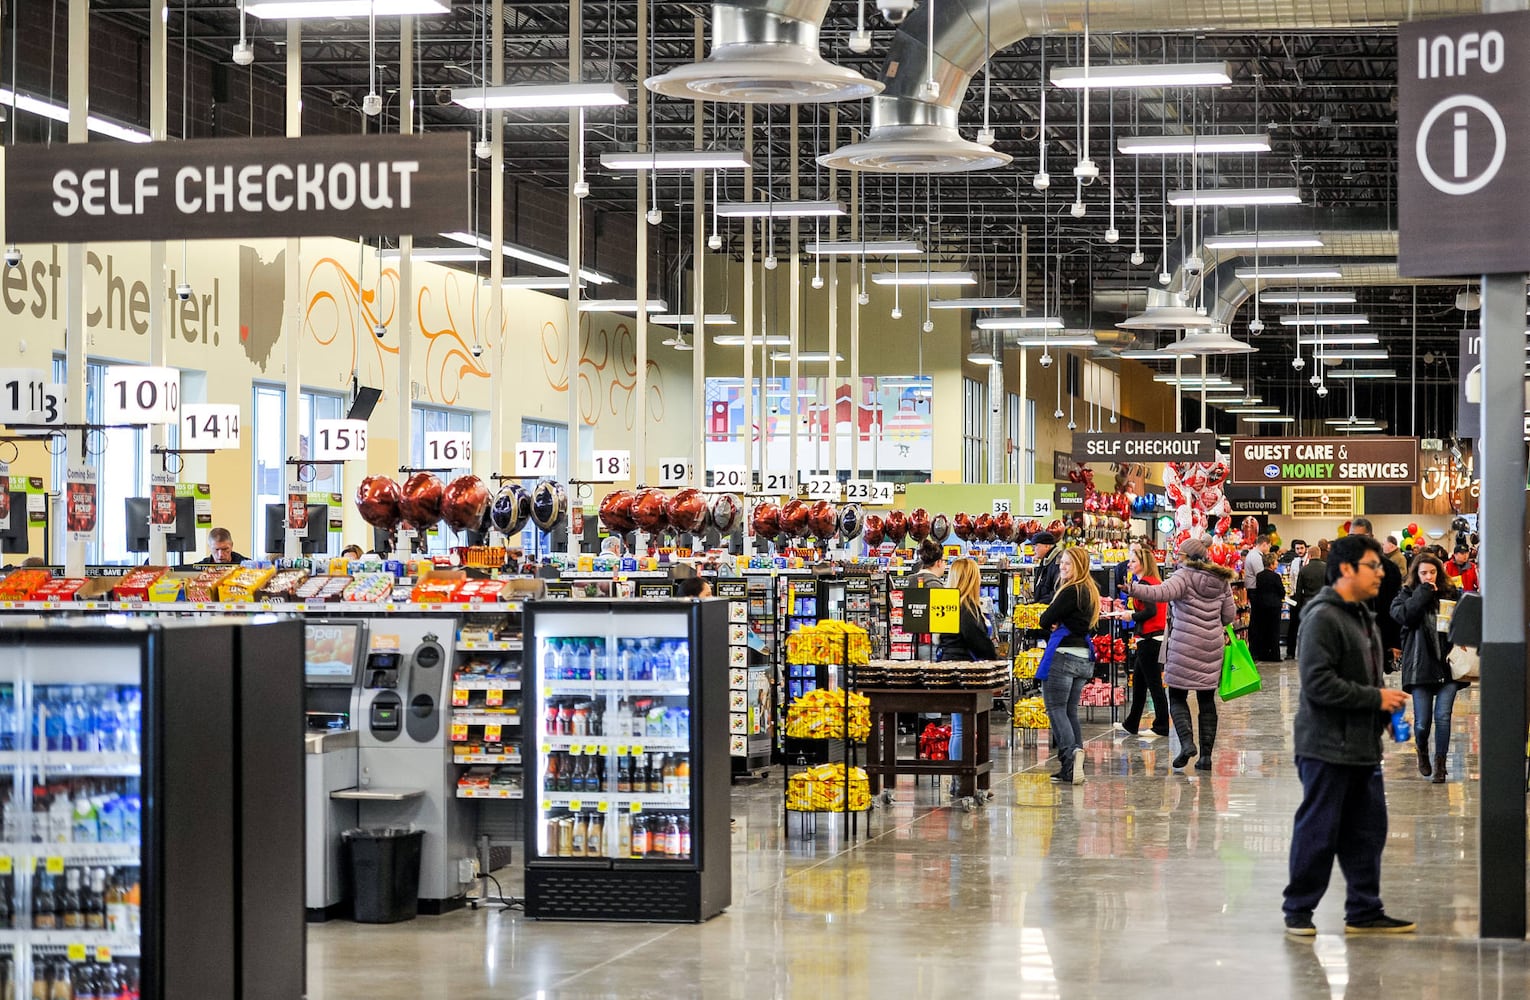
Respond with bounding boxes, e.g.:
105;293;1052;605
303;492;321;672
523;599;730;922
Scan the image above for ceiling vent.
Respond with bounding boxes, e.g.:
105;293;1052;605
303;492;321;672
645;2;881;104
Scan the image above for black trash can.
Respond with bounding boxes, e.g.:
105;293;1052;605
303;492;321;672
343;828;424;923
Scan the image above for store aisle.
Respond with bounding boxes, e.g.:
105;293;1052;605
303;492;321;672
306;662;1529;999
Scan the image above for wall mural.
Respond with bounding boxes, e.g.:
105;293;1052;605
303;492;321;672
303;256;400;387
541;314;666;430
416;270;496;406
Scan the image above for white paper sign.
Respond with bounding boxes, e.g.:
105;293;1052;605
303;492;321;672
800;475;840;501
992;498;1012;515
514;441;558;478
0;369;49;423
762;471;793;494
709;464;749;491
313;419;368;461
104;365;180;424
590;449;630;482
657;457;692;488
845;479;894;505
65;466;98;543
1032;498;1053;517
180;404;241;449
424;431;472;467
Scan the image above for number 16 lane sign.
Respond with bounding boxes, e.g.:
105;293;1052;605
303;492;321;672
1399;11;1530;276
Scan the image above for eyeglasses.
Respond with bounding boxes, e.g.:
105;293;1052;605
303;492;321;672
1358;560;1383;571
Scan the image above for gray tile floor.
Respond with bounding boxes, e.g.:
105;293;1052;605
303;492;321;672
307;662;1530;999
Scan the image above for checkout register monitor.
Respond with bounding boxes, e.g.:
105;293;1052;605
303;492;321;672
304;619;368;686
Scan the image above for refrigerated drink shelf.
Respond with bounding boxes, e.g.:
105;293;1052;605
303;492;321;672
0;844;140;863
541;737;690;754
456;788;524;800
0;930;139;953
540;793;689;810
0;752;141;773
452;752;522;765
542;682;691;697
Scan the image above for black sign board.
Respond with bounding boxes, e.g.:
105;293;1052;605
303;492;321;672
1399;11;1530;276
637;582;675;598
713;580;747;600
1224;485;1282;515
1072;432;1217;463
5;132;469;243
544;583;574;599
1052;450;1080;482
1230;437;1421;487
902;587;931;633
1054;484;1086;510
1459;325;1481;439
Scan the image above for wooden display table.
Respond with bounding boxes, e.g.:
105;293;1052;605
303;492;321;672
861;688;994;799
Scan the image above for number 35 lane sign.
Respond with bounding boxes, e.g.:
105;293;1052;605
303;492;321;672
1399;11;1530;276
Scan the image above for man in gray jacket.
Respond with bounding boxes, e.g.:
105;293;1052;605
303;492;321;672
1282;534;1414;937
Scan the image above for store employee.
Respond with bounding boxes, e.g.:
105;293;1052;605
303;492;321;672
196;527;248;565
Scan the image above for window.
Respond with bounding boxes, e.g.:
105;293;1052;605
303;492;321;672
1006;392;1022;484
520;418;568;556
251;385;345;558
51;358;148;565
962;377;987;484
411;404;475;553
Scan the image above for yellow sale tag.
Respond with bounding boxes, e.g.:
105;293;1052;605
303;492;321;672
486;688;504;707
630;802;643;814
928;587;961;634
95;946;112;963
449;723;469;742
568;744;581;756
632;744;645;756
485;725;502;743
66;944;86;963
596;801;609;813
540;742;552;754
616;745;628;756
46;856;65;875
569;799;582;811
541;800;551;812
451;688;470;707
586;744;600;755
0;857;10;875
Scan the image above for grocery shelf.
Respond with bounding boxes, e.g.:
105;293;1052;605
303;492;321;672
451;678;521;691
0;930;139;952
452;753;522;765
0;843;141;863
456;640;522;652
451;712;521;726
456;787;524;800
539;792;689;809
0;600;524;615
540;681;690;697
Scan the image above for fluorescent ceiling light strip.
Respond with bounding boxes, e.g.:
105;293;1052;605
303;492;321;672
966;353;999;366
1168;187;1302;207
442;231;611;284
1013;336;1097;348
1203;233;1323;250
377;247;486;262
975;315;1065;330
1241;416;1297;423
1050;62;1232;89
1295;334;1379;346
1312;350;1390;361
804;240;924;256
1117;350;1195;359
1226;407;1281;414
1259;291;1357;305
769;352;844;362
1118;132;1271;155
655;313;737;327
0;87;151;143
489;277;575;289
1152;375;1232;385
1324;418;1379;426
930;298;1027;310
247;0;449;16
579;299;668;314
451;81;629;110
712;334;789;346
1326;370;1398;379
871;271;978;287
599;149;750;171
1235;265;1343;280
715;200;846;219
1336;425;1385;432
1279;313;1369;326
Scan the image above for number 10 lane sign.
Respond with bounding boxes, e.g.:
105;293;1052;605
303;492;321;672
1399;11;1530;276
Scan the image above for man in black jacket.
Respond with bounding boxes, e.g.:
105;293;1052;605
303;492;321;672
1348;518;1402;659
1031;532;1061;605
1282;534;1414;937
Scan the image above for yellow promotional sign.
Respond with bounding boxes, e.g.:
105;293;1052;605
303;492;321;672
928;587;961;634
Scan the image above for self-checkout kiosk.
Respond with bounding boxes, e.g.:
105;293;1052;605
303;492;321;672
303;620;364;919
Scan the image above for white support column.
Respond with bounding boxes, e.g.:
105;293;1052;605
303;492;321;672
633;0;648;485
788;106;800;485
565;0;582;556
690;16;706;486
63;0;89;576
849;164;860;481
396;16;415;486
741;108;754;520
146;0;169;566
1018;226;1029;485
487;0;505;477
283;21;302;559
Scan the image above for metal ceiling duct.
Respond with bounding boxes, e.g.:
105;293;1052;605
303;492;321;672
645;1;882;104
821;0;1478;173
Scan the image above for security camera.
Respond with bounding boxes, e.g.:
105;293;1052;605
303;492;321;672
573;179;590;199
922;320;933;333
707;233;723;251
857;291;870;307
1184;255;1204;275
646;208;663;226
890;306;902;320
1309;374;1322;387
373;322;387;339
175;282;192;301
1315;384;1329;398
474;139;492;160
361;93;383;117
764;255;778;271
847;30;873;54
1248;318;1265;335
1129;251;1145;266
876;0;916;25
1033;171;1051;192
1158;272;1171;286
1039;352;1054;369
1104;228;1120;244
1073;159;1099;182
4;246;20;269
1070;202;1086;218
811;273;824;289
976;127;996;147
471;343;484;359
1052;408;1064;419
1292;356;1306;371
232;41;254;66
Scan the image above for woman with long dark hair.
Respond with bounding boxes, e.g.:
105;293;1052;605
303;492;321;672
1391;552;1464;783
1119;543;1169;737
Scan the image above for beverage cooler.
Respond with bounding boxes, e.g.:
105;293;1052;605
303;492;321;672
523;599;730;922
0;617;303;1000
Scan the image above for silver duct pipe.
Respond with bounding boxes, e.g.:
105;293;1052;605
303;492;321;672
646;0;881;103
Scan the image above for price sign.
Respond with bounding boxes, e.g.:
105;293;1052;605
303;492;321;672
424;431;472;466
800;475;840;501
762;471;793;494
95;946;112;963
514;441;558;478
66;944;87;964
928;587;961;634
485;688;504;707
657;457;692;488
180;403;241;449
629;802;643;814
596;800;609;813
45;856;65;875
569;799;582;811
484;725;502;743
591;449;631;482
313;419;368;461
0;857;10;876
449;723;468;741
992;498;1012;515
1031;498;1053;517
0;369;48;422
709;464;749;491
451;688;469;707
104;365;180;424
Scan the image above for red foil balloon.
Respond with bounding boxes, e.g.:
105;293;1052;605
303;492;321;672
953;512;974;541
441;475;492;533
807;500;838;539
883;508;908;544
907;507;932;542
630;488;671;533
993;512;1015;542
751;502;781;539
779;500;811;539
975;513;995;541
863;514;885;548
356;475;402;530
668;488;708;533
598;490;637;533
399;473;445;528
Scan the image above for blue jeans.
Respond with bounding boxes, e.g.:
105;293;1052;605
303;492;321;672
1283;757;1388;923
1411;681;1462;758
1043;656;1089;762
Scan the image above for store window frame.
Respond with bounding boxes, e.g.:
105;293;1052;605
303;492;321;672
411;404;476;553
251;383;345;558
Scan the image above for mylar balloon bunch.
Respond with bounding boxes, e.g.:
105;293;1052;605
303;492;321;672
1163;455;1232;549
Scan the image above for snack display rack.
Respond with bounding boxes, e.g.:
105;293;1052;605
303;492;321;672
781;624;872;840
709;581;772;775
450;611;526;866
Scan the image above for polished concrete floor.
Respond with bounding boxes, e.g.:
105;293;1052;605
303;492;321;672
307;662;1530;999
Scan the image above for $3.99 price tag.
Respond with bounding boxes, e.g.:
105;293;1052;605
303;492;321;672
928;588;961;634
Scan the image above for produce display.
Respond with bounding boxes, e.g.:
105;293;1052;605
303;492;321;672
1013;696;1049;729
784;620;871;666
441;475;492;533
786;763;871;813
356;475;403;529
784;688;871;741
399;472;445;528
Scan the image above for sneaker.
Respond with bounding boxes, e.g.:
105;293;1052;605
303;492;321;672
1345;914;1416;935
1284;915;1316;937
1113;723;1137;737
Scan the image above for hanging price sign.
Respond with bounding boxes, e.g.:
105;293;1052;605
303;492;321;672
657;457;692;488
762;471;793;494
709;464;748;491
424;431;472;466
313;419;368;461
590;449;631;482
514;441;558;478
104;365;180;424
0;369;48;423
181;404;241;449
928;587;961;634
800;475;840;501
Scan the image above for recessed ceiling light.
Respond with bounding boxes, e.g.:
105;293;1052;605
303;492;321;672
1051;62;1232;89
451;81;629;110
1169;187;1302;207
1119;133;1271;155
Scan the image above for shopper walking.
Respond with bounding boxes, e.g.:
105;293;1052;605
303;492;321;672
1119;543;1169;738
937;558;998;662
1126;537;1236;771
1347;518;1403;662
1039;546;1100;784
1283;534;1415;936
1390;553;1464;784
1249;545;1285;663
1031;532;1062;605
1284;540;1313;660
913;537;948;588
1444;544;1479;593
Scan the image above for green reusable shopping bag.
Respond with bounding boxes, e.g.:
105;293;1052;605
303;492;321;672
1219;625;1262;701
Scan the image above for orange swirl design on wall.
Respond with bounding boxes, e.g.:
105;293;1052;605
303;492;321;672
541;314;665;429
416;270;497;405
303;257;400;384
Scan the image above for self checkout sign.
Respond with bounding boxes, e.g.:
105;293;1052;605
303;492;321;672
104;365;179;424
1399;11;1530;276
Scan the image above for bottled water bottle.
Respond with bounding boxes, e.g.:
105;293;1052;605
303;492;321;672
670;641;690;684
650;641;672;683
